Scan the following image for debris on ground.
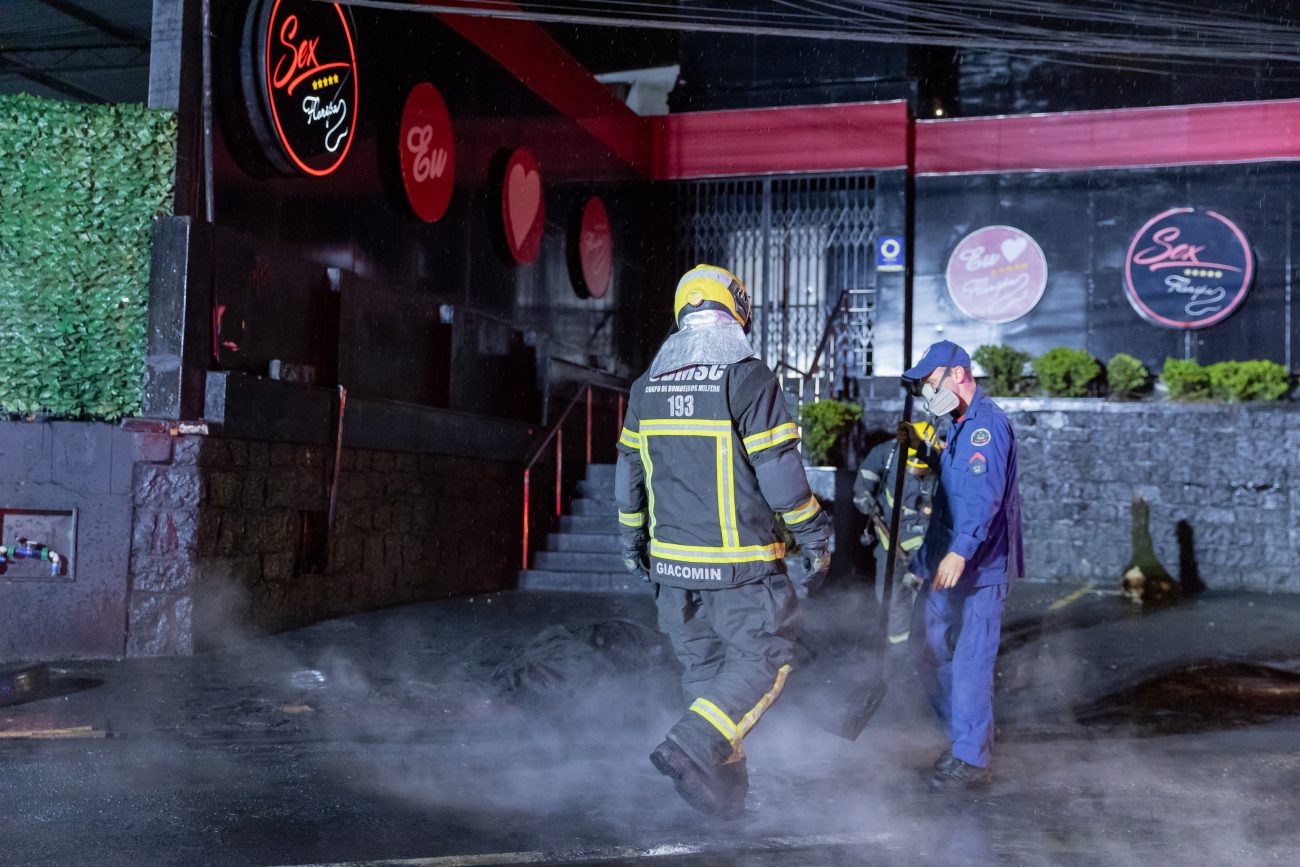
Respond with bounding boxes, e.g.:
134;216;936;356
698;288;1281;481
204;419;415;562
491;620;667;695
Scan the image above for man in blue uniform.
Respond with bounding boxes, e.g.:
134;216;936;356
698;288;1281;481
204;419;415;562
900;340;1023;790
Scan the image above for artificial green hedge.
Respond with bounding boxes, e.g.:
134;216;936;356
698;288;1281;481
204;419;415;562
0;93;175;419
1033;347;1102;398
973;342;1292;401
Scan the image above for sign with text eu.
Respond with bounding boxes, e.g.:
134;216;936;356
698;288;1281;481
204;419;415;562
945;225;1048;324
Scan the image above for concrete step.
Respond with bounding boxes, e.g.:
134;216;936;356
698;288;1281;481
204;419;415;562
584;463;616;483
577;479;615;499
569;497;614;517
534;551;628;572
518;570;646;594
546;532;621;553
560;514;619;534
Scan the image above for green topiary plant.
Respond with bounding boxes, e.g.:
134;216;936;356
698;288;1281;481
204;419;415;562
972;344;1032;396
1032;347;1102;398
799;398;862;466
1206;360;1290;402
1161;358;1212;401
1106;353;1149;399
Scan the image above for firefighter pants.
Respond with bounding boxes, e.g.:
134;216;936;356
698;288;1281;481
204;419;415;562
910;581;1008;769
874;547;919;641
653;573;798;770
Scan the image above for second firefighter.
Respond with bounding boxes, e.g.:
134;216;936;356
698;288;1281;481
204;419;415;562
852;421;939;644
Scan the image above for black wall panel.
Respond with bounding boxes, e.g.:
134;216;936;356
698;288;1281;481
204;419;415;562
197;3;671;419
913;164;1299;375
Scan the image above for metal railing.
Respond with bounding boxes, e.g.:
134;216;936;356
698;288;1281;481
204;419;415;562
521;380;630;570
777;288;852;411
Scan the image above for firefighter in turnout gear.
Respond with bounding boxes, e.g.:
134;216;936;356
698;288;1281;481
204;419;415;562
616;264;832;819
852;421;939;645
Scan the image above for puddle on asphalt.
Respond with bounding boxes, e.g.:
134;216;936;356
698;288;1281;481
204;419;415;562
1075;660;1300;734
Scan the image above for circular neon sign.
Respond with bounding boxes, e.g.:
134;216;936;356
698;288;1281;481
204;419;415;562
244;0;359;177
1123;208;1253;329
944;225;1048;324
398;83;455;222
570;197;613;299
500;149;544;264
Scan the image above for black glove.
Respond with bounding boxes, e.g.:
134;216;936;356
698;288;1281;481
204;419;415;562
621;545;650;582
798;541;831;596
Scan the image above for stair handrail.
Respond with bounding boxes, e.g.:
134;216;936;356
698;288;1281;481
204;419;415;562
774;289;850;408
773;289;850;380
522;379;630;570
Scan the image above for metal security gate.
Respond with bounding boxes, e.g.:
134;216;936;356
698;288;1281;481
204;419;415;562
678;174;880;403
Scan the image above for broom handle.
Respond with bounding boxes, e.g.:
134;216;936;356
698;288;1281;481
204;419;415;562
878;392;914;647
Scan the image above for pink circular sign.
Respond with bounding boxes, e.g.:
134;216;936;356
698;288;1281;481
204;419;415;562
944;225;1048;324
398;83;455;223
501;148;544;264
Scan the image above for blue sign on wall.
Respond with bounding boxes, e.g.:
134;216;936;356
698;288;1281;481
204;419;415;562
1123;208;1253;330
877;236;904;272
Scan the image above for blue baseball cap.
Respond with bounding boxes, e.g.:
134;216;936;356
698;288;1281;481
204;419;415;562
903;340;972;381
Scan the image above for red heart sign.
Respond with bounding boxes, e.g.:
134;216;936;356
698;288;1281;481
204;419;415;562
501;149;544;264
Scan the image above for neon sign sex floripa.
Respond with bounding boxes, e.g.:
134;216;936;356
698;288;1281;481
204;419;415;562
1124;208;1254;330
243;0;359;177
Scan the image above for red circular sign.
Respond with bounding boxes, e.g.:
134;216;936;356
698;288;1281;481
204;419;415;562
398;83;455;222
250;0;359;177
574;197;613;298
501;149;544;264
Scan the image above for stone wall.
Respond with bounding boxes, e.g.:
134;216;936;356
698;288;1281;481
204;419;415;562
127;435;520;655
0;422;141;659
859;399;1297;592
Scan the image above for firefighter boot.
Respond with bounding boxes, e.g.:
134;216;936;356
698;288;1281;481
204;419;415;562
650;739;745;819
718;750;749;814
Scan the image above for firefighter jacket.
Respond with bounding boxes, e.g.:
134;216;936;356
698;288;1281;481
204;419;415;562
852;439;935;554
615;358;830;590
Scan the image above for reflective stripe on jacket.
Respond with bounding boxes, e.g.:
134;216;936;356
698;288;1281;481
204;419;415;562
615;358;820;588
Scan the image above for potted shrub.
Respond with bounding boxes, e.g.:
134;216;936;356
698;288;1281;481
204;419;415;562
1106;353;1150;400
1033;347;1102;398
799;398;863;468
972;344;1032;397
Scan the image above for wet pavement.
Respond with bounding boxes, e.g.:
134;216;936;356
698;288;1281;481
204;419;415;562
2;581;1299;866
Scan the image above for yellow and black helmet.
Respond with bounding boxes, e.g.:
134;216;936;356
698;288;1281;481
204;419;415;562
673;264;752;333
907;421;939;469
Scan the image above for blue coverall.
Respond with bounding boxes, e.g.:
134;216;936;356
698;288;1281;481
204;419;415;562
909;385;1023;769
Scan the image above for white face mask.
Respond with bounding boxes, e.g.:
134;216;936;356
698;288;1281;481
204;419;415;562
921;368;960;417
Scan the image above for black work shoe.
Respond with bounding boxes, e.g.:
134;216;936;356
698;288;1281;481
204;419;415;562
918;750;961;781
933;750;960;772
650;739;745;819
926;757;991;791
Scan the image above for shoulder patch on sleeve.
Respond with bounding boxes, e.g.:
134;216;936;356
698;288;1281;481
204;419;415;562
970;428;992;447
